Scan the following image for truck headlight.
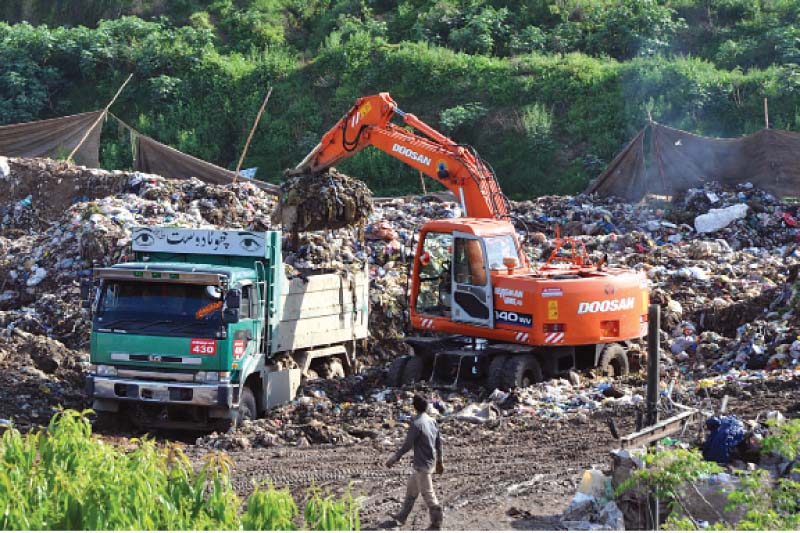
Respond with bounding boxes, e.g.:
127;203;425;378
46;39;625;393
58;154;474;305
196;371;219;382
196;371;231;383
96;365;117;376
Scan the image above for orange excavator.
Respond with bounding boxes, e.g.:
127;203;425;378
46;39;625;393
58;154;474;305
290;93;649;390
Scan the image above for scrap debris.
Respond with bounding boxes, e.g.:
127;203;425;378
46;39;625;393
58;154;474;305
273;168;373;233
0;157;799;446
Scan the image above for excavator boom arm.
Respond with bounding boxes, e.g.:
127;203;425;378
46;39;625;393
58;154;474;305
290;93;509;218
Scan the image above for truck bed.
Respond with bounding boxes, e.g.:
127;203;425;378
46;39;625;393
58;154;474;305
272;271;368;352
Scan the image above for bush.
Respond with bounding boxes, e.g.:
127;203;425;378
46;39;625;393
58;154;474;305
2;2;800;199
0;410;360;530
617;420;800;530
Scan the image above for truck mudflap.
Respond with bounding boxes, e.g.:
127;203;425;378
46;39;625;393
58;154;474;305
88;376;236;408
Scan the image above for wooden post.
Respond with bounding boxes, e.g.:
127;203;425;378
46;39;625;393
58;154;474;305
764;97;769;129
68;73;133;162
234;86;273;182
646;304;660;427
419;171;427;195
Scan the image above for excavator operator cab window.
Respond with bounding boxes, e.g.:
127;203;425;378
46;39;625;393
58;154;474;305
484;235;520;271
415;232;453;316
453;239;487;285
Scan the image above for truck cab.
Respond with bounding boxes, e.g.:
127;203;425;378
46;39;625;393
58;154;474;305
86;227;368;430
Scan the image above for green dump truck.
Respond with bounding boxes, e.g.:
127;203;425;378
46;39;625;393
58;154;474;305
86;227;368;430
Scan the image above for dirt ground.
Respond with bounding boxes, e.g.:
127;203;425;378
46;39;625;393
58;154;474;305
178;376;799;531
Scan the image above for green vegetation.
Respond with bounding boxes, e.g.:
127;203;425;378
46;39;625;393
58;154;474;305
1;1;799;197
0;410;359;530
617;419;800;530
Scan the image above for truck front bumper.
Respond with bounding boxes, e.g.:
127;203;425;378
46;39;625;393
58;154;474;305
87;376;236;408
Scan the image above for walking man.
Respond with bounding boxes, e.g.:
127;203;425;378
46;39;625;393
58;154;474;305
385;394;444;530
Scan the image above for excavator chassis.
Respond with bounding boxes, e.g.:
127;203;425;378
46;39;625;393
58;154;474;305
388;336;618;390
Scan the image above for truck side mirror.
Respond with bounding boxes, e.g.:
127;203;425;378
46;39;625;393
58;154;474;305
225;289;241;309
223;308;240;324
223;289;241;324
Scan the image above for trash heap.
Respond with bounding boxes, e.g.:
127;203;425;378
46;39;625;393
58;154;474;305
197;371;644;451
273;169;373;233
1;156;800;435
511;182;800;375
0;156;130;235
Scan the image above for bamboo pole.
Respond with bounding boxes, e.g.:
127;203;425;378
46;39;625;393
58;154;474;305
764;97;769;129
234;86;273;182
68;73;133;162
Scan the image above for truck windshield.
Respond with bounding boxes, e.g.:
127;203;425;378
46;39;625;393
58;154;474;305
95;281;223;337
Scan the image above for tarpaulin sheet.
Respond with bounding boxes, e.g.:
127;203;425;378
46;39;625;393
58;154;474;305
587;123;800;201
133;132;278;193
0;111;103;167
585;127;647;201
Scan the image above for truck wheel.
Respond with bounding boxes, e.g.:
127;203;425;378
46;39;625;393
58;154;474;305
386;356;410;387
401;356;428;385
238;386;257;424
503;355;543;389
599;344;629;377
487;355;508;392
93;411;118;432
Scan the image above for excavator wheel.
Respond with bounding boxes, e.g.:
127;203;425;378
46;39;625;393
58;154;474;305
486;355;509;392
386;356;410;387
503;355;543;389
599;343;630;377
401;356;429;386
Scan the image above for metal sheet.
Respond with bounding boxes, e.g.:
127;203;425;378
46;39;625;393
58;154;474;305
131;227;267;257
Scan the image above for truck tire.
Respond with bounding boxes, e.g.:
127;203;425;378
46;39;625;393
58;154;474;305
386;356;410;387
401;356;428;385
93;411;119;432
503;355;543;389
599;344;629;377
238;386;257;423
486;355;508;392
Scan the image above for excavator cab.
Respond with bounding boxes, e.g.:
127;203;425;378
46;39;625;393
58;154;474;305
450;232;493;327
412;219;523;329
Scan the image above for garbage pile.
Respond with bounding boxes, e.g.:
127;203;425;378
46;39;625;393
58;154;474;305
197;371;643;451
0;328;85;430
2;156;800;435
274;169;373;233
511;182;800;375
0;156;130;236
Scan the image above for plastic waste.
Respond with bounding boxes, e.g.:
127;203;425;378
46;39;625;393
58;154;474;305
694;204;748;233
